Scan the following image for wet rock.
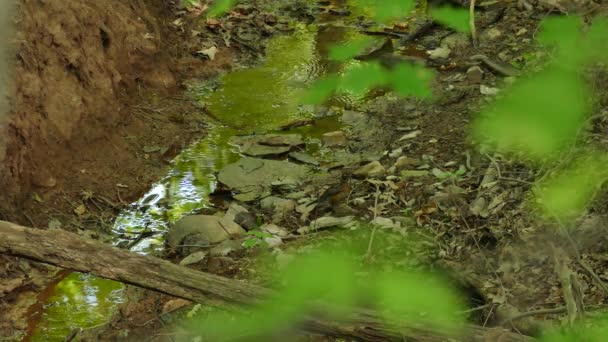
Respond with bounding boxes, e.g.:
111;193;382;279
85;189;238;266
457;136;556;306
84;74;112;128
354;161;386;178
261;196;296;222
218;157;310;202
242;144;291;157
298;216;355;234
167;215;245;255
179;251;208;266
322;131;347;147
467;66;484;83
231;134;304;157
209;240;242;257
289;152;319;166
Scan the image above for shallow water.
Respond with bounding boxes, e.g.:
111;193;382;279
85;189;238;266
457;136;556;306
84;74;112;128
27;16;370;341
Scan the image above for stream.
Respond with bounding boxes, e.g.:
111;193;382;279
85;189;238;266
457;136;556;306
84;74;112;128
25;12;372;341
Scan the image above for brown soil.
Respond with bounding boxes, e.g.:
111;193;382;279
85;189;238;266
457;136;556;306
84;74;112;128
0;0;233;338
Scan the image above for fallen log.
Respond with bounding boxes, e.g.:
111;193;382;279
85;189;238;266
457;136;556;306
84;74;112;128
0;221;534;341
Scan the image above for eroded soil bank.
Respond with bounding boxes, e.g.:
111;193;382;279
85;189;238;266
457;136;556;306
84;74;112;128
0;0;236;338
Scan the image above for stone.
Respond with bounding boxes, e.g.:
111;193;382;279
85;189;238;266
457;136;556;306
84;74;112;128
224;203;249;222
234;212;258;231
162;299;192;315
179;251;208;266
371;217;401;230
209;240;242;257
231;134;304;157
354;161;386;178
264;236;283;248
480;85;500;96
260;223;289;237
483;28;502;41
260;196;296;222
218;158;310;201
285;191;307;200
388;148;403;158
467;66;484;83
167;215;246;255
288;152;319;166
427;46;451;60
401;170;429;178
300;216;355;233
322;131;347;147
394;156;421;169
242;144;291;157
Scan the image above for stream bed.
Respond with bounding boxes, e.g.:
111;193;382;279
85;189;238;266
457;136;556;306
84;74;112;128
27;15;370;341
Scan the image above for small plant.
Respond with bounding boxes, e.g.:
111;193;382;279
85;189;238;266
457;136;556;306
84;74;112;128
242;230;272;249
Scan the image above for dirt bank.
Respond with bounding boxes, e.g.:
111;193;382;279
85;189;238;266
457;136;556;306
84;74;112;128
0;0;233;338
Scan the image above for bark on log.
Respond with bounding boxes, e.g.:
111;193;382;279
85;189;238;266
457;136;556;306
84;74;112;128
0;221;534;341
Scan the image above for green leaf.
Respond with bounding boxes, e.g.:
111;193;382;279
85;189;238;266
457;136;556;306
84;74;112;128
586;17;608;62
242;238;259;248
375;270;464;332
300;75;339;104
329;37;375;61
472;67;589;160
351;0;415;22
388;62;434;98
430;6;470;33
207;0;237;17
535;153;608;223
537;16;584;66
338;62;388;97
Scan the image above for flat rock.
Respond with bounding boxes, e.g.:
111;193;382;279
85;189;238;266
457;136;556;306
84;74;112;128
167;215;245;254
218;157;310;201
261;196;296;222
242;144;291;157
179;251;208;266
322;131;347;147
298;216;355;234
394;156;421;169
289;152;319;166
260;223;289;237
354;161;386;178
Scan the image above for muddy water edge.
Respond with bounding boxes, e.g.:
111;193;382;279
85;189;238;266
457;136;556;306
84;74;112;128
24;7;378;341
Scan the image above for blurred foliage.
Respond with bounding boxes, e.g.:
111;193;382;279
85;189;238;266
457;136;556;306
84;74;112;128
186;247;464;340
179;0;608;340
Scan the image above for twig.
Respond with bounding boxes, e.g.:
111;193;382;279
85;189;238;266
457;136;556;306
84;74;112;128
469;0;477;46
552;244;584;325
470;54;519;77
500;306;567;326
364;184;381;260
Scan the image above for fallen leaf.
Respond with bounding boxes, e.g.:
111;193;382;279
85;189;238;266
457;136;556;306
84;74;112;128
197;46;218;60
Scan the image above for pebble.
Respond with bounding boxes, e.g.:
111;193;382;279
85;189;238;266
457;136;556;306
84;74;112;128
322;131;347;147
466;66;484;83
353;161;386;178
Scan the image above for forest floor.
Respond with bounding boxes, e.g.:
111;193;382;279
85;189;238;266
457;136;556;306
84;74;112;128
3;0;608;341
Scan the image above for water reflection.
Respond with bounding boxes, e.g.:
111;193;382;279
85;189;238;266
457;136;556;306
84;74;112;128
30;18;375;341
